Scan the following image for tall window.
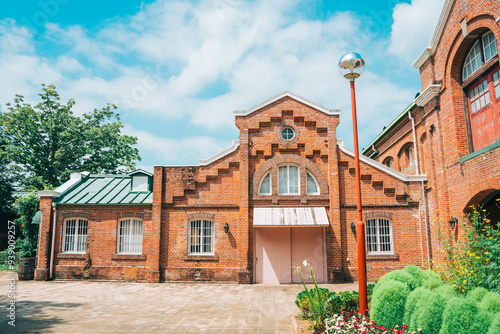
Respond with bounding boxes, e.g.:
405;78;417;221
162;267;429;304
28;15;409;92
469;79;491;113
306;172;319;194
258;172;271;195
118;218;143;254
63;218;88;253
462;30;498;81
278;165;299;195
408;146;414;166
189;220;214;255
366;218;393;254
493;69;500;99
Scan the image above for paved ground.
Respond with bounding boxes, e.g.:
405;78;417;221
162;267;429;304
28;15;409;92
0;271;357;334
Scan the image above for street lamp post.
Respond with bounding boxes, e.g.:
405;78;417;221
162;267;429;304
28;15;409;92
338;52;368;314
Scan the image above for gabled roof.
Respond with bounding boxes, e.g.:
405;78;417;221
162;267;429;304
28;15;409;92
233;91;340;117
413;0;455;68
54;171;152;205
128;169;153;177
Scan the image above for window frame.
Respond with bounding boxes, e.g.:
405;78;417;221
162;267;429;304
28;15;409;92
62;218;88;254
258;172;272;195
482;31;498;63
462;31;498;81
132;176;149;192
468;78;491;113
306;172;320;195
188;219;214;255
278;165;300;195
281;127;295;140
365;218;394;255
117;218;143;255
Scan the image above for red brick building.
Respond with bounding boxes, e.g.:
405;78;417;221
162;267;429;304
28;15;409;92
362;0;500;265
35;92;428;283
35;0;499;284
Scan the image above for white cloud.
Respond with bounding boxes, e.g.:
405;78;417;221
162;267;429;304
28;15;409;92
389;0;446;63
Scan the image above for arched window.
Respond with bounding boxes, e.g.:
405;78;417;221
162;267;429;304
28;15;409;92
462;30;498;81
278;165;299;195
258;172;271;195
383;157;393;169
408;146;414;166
62;218;88;253
117;218;143;254
366;218;393;254
306;172;319;195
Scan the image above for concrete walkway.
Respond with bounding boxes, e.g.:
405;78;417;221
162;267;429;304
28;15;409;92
0;272;357;333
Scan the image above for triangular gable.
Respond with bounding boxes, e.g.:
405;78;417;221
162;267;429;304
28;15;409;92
233;91;340;117
128;169;153;177
413;0;455;68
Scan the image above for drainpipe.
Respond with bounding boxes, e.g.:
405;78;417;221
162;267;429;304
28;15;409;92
368;145;379;159
49;205;57;279
408;110;431;268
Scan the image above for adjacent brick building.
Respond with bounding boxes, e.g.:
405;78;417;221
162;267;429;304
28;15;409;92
35;0;499;284
362;0;500;266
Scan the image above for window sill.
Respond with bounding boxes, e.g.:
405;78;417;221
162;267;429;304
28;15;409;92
112;254;146;261
366;254;399;261
57;253;88;260
184;255;219;261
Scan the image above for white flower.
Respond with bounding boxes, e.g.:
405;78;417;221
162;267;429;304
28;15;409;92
303;260;308;266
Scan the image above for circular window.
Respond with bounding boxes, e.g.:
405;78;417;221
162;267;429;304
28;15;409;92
281;127;295;140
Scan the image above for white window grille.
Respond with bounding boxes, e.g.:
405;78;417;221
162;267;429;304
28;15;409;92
469;79;490;113
462;41;482;80
258;172;271;195
132;176;148;192
306;172;319;194
63;218;88;253
188;220;214;255
278;165;299;195
118;218;143;254
482;31;498;63
366;218;393;255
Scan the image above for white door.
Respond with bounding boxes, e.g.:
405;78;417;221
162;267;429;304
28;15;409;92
255;227;326;283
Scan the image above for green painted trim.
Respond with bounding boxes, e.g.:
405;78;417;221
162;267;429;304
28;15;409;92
369;150;379;159
460;140;500;163
361;103;416;156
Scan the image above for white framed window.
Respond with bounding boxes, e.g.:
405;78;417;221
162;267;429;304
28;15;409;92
132;176;149;192
258;172;271;195
469;79;491;113
306;172;319;194
118;218;143;254
281;127;295;140
62;218;88;253
366;218;393;255
188;219;214;255
493;69;500;99
278;165;299;195
408;146;414;166
482;31;498;63
463;41;482;80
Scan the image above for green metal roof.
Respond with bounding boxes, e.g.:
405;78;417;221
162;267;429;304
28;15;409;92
55;174;152;205
361;102;417;157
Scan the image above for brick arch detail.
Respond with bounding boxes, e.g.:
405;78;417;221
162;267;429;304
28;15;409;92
252;154;329;196
459;177;500;212
364;211;393;220
59;211;94;221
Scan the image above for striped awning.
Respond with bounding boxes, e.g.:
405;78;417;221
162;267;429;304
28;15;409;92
253;207;329;226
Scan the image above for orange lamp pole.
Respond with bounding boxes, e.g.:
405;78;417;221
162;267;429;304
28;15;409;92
350;79;368;315
338;52;368;315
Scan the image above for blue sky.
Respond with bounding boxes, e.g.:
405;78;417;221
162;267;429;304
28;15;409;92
0;0;446;171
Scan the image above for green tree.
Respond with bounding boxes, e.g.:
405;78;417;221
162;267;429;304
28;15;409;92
0;84;140;189
13;193;39;258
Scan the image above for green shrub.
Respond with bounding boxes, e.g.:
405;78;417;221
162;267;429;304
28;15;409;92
325;290;358;315
413;286;455;334
439;297;477;334
370;279;410;329
295;287;331;316
467;287;489;303
479;291;500;313
422;270;442;290
403;287;431;330
488;316;500;334
403;265;426;283
377;270;420;291
469;310;495;334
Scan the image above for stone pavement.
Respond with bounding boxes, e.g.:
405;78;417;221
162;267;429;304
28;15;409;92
0;272;357;333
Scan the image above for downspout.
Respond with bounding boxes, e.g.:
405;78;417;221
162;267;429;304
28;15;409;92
408;110;431;268
49;204;57;279
368;145;379;159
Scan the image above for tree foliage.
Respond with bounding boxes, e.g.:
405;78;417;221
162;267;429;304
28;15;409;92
13;193;39;258
0;84;140;189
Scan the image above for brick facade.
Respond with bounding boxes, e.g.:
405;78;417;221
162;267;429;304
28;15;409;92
364;0;500;266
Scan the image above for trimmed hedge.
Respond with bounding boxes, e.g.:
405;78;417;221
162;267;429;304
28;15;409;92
403;287;431;327
370;279;410;329
467;287;489;303
412;285;454;334
479;291;500;313
439;297;478;334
